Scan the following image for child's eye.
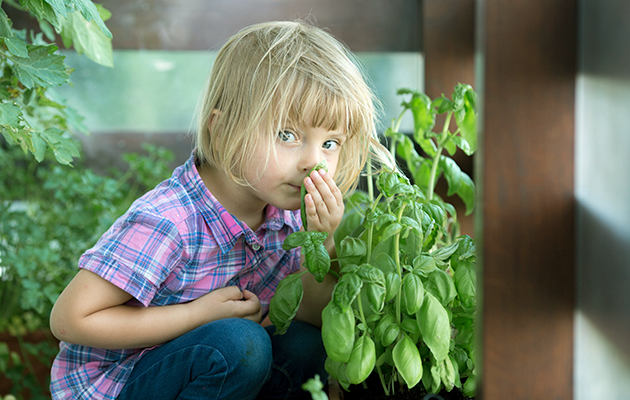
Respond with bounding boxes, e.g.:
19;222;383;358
278;130;297;142
323;140;340;150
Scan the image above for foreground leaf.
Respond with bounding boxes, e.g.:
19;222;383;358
269;272;304;335
11;46;70;88
322;303;355;363
417;292;450;361
393;334;423;388
346;334;376;384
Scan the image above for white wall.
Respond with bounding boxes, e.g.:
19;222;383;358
575;1;630;399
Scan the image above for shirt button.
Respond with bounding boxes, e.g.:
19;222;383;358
252;243;261;251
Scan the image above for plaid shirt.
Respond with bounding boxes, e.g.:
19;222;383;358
50;154;302;400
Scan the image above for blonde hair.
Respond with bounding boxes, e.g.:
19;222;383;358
194;20;392;195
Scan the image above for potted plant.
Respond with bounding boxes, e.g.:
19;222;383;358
269;83;479;399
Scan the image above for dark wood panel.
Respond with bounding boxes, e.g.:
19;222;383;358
479;1;576;399
4;0;422;52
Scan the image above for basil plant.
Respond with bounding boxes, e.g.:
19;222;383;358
270;84;479;397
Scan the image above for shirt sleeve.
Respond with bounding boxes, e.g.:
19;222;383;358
79;210;183;307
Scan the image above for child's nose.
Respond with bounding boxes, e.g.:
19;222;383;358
299;148;322;172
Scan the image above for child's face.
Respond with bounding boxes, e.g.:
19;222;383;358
242;123;346;211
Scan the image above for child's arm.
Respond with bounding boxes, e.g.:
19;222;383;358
294;168;344;327
50;269;262;349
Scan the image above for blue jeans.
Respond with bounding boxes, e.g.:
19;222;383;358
116;318;327;400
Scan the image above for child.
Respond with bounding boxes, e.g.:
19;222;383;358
50;20;389;400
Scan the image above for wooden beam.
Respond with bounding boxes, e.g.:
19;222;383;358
478;1;576;398
4;0;422;52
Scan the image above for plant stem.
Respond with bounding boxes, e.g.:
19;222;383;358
426;111;453;201
393;202;407;324
376;365;391;396
389;109;407;157
366;156;374;203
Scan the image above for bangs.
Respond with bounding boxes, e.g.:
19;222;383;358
271;73;366;138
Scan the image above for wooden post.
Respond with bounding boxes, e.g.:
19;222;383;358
477;1;576;398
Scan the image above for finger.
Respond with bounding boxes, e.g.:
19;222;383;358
219;286;244;301
305;176;328;213
315;169;343;207
241;289;260;303
303;193;322;227
308;172;341;217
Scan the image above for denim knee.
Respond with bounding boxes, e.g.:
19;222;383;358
222;318;273;384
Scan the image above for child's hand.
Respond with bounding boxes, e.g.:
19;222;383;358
302;168;344;238
194;286;262;323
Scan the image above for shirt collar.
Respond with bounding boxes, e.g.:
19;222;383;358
180;154;302;253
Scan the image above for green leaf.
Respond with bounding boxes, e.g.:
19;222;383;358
60;9;114;67
332;273;363;312
393;334;423;389
441;357;456;391
412;254;437;275
282;231;309;250
443;137;457;156
382;323;400;347
410;158;432;189
325;357;352;391
454;85;478;154
322;302;355;363
337;237;367;265
0;7;13;37
301;375;328;400
402;273;424;315
380;222;403;243
455;171;476;216
417;292;450;361
423;202;446;228
430;241;460;261
5;37;29;58
425;268;457;306
408;92;436;139
0;102;23;126
41;127;80;165
347;334;376;384
20;0;61;30
463;370;477;397
70;0;113;38
374;313;395;341
377;171;413;198
302;233;331;282
268;272;305;335
454;259;476;311
452;235;476;264
432;96;454;114
384;271;401;302
439;156;462;196
451;134;473;156
372;253;397;274
415;134;438;158
31;132;47;161
10;45;70;88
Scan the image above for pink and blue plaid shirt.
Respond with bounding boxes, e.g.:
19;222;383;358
50;154;302;400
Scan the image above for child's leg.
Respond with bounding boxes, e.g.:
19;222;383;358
117;318;272;400
257;321;328;400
